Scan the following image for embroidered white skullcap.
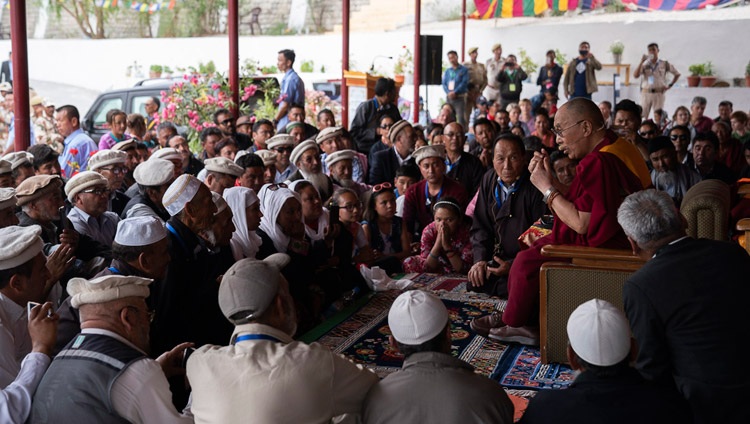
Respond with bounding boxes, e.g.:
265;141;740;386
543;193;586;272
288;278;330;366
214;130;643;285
255;149;277;166
0;159;11;174
211;191;229;215
162;174;202;216
0;82;12;92
315;126;343;145
67;275;152;308
413;144;446;165
150;147;182;162
15;175;63;206
88;149;127;171
567;299;631;367
325;149;355;168
134;158;174;187
234;150;249;162
266;134;295;150
114;216;166;247
290;140;318;166
0;187;15;210
204;157;244;178
0;225;44;270
388;290;449;345
388;120;412;146
64;171;108;202
3;152;32;170
112;139;138;152
218;254;290;325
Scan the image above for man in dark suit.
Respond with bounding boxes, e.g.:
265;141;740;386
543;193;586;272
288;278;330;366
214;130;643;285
443;122;484;198
618;189;750;424
1;52;11;86
369;120;416;185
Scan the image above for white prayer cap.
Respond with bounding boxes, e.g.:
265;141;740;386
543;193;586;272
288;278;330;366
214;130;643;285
150;147;182;162
234;150;249;162
218;254;290;325
0;187;16;210
134;158;174;187
88;149;127;171
315;126;343;145
567;299;631;367
211;191;229;215
15;175;63;206
112;139;138;152
204;157;244;178
114;216;166;247
0;82;11;92
255;149;277;167
162;174;202;216
0;225;44;270
325;149;355;168
388;290;449;345
67;275;152;308
290;140;318;166
64;171;108;202
3;152;32;170
413;144;445;165
266;134;295;150
0;159;11;174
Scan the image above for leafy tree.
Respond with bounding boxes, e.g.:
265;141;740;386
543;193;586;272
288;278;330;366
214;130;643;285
49;0;119;39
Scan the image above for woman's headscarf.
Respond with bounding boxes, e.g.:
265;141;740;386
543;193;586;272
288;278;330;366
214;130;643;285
258;185;300;253
288;180;329;241
224;186;262;261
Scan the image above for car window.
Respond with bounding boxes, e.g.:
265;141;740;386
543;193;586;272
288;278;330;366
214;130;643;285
92;97;123;130
131;94;157;116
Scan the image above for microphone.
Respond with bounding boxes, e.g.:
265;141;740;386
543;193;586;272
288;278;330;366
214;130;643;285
370;55;393;72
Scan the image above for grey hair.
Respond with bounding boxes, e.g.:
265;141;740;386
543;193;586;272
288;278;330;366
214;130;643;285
691;96;707;106
617;189;682;250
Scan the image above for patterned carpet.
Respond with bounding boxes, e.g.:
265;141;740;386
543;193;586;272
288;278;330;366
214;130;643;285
305;273;574;399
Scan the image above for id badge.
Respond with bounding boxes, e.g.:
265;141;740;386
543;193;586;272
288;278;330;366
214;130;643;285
509;83;517;92
448;80;455;91
648;76;654;86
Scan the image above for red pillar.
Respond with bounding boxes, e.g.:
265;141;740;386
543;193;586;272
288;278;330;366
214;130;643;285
11;0;30;152
228;0;240;118
341;0;350;128
412;0;421;123
461;0;466;63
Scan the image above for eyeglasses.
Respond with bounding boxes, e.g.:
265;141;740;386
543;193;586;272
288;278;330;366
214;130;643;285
125;306;155;323
274;147;293;154
81;187;111;196
551;120;585;138
339;201;363;211
379;123;393;130
373;182;393;192
670;134;689;141
267;182;288;191
100;166;128;175
638;130;656;137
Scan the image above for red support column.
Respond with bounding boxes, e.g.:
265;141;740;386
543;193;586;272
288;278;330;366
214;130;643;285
461;0;466;63
412;0;421;123
341;0;350;128
228;0;240;118
10;0;29;152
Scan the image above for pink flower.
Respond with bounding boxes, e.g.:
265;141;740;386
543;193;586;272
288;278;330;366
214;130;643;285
211;83;221;90
183;74;189;80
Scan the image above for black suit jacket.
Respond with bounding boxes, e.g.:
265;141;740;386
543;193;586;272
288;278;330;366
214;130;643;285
1;60;11;84
369;147;413;186
623;237;750;424
447;151;485;198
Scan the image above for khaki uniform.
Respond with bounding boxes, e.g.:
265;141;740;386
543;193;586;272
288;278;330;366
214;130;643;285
482;56;505;102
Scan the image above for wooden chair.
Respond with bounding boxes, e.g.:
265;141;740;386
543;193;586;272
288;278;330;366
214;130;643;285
539;245;646;364
737;219;750;254
245;7;262;35
680;179;730;240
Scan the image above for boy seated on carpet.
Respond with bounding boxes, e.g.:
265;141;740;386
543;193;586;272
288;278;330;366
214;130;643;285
362;290;514;424
518;299;690;424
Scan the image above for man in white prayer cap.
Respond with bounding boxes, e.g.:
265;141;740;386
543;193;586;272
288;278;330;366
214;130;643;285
363;290;513;424
520;299;691;424
122;158;174;222
30;275;194;424
0;187;18;228
287;139;333;201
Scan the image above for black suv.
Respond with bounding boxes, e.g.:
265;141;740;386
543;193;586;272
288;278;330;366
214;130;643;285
82;77;279;143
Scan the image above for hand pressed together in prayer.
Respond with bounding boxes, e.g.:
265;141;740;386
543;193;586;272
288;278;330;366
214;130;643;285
528;150;554;194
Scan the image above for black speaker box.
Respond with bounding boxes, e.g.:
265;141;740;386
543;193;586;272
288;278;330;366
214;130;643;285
419;35;443;86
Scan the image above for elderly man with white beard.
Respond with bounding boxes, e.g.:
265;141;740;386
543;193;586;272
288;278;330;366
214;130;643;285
287;140;334;202
647;136;700;207
327;150;371;198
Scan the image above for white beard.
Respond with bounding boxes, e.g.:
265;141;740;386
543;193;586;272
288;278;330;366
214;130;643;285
299;169;329;194
199;228;218;248
336;178;355;189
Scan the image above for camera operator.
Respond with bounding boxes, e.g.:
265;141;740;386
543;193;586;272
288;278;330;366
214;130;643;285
496;55;528;110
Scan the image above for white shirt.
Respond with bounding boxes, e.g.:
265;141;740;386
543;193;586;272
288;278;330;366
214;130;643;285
0;293;30;389
67;206;120;246
80;328;193;424
0;352;50;424
393;146;411;167
275;163;298;183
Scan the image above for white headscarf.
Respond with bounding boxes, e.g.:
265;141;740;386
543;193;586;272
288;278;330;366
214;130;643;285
288;180;330;241
224;186;262;261
258;185;300;253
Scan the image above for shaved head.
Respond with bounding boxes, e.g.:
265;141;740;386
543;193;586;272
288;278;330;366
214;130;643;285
559;98;605;129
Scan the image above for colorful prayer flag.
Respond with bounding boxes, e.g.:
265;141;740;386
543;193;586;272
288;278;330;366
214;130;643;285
470;0;548;18
617;0;729;9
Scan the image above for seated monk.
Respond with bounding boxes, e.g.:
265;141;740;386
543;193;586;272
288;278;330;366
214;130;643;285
470;98;649;345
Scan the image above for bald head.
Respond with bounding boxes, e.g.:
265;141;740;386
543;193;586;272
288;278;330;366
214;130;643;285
559;98;606;129
555;98;608;160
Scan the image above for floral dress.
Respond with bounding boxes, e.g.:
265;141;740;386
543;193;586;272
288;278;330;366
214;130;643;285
403;221;473;274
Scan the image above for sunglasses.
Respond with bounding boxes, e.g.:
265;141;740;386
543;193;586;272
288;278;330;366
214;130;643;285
379;124;393;130
638;130;656;137
373;182;393;192
274;147;293;154
81;187;111;196
267;183;288;191
670;134;689;141
100;166;128;175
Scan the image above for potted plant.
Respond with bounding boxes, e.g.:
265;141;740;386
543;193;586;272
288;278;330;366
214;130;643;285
163;66;174;78
609;41;624;65
394;46;413;83
700;62;716;87
687;63;704;87
149;64;163;79
745;61;750;87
